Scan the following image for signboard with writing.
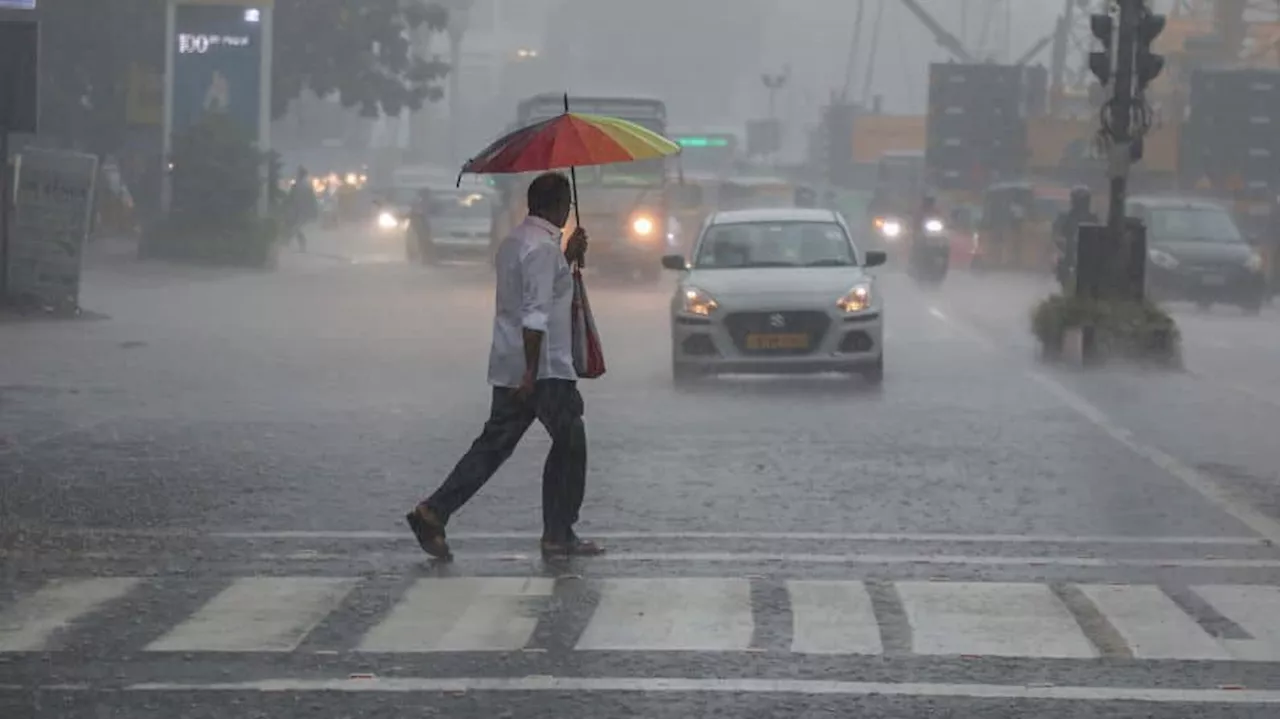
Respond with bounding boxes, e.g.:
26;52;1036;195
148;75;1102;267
171;3;264;140
6;149;98;308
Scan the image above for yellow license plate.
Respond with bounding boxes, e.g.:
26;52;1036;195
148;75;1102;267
746;333;810;350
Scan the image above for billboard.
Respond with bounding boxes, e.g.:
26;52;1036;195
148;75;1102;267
171;3;264;140
6;149;98;309
162;0;272;214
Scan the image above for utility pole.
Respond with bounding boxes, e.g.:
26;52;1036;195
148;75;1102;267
761;67;789;168
761;67;789;123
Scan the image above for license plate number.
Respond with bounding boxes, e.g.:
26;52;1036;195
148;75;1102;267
1201;274;1226;286
746;333;810;350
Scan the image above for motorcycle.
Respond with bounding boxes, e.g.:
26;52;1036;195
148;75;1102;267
907;217;950;285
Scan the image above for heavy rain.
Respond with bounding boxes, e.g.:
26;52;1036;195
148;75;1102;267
2;1;1280;718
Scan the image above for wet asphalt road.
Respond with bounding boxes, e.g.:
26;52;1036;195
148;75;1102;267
2;231;1280;718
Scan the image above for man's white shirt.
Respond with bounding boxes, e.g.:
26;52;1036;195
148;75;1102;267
488;215;577;387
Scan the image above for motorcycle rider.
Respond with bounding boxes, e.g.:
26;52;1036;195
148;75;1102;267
1052;185;1098;288
908;190;949;279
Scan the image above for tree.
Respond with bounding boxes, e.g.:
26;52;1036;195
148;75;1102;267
32;0;451;151
271;0;450;119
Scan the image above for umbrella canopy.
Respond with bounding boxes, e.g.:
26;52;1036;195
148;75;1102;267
460;112;681;176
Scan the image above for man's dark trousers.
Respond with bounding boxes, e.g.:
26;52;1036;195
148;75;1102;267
424;379;586;542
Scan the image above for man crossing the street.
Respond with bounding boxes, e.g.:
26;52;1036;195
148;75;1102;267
405;172;603;561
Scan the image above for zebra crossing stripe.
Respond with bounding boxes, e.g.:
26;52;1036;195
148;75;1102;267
0;578;140;652
1193;585;1280;662
358;577;553;653
4;577;1280;661
896;582;1097;659
1076;584;1229;660
145;578;357;653
786;580;882;655
576;578;755;651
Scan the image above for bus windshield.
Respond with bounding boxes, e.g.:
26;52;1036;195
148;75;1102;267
673;134;738;177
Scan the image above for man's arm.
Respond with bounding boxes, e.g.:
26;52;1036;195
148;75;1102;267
519;242;557;384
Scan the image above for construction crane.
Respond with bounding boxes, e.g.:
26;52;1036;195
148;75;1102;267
896;0;976;63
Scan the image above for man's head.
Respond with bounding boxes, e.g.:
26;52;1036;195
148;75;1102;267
1070;185;1091;213
527;172;573;228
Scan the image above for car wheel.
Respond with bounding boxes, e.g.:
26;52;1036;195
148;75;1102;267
1241;296;1265;316
860;353;884;386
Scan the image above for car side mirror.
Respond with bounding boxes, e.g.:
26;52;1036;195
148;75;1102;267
661;254;688;270
864;250;887;268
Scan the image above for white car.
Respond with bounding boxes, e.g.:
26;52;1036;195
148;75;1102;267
662;208;887;385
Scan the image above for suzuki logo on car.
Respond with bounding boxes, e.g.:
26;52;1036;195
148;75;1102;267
769;313;786;328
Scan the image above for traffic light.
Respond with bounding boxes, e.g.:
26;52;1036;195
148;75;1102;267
1089;13;1114;86
1135;7;1166;95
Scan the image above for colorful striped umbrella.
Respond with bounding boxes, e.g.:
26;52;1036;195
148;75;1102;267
457;94;681;231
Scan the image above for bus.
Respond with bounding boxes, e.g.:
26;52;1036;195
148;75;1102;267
490;93;681;280
669;129;741;178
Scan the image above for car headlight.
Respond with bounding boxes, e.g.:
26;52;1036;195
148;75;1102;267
1148;248;1178;270
631;214;656;238
881;220;902;239
837;282;873;313
377;211;399;230
1245;252;1264;272
681;286;718;316
924;218;945;234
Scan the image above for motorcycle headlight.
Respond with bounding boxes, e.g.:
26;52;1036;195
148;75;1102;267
1245;252;1264;272
377;211;399;230
881;220;902;239
1148;248;1178;270
681;286;719;316
924;218;945;234
837;282;873;313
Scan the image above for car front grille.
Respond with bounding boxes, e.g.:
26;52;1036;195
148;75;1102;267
724;311;830;356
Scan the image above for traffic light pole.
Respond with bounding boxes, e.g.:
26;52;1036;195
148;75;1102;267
1106;0;1139;239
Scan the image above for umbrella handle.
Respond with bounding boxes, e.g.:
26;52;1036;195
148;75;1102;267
570;165;583;268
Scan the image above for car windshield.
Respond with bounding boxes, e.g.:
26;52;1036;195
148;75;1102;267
429;191;492;220
694;221;857;268
1146;207;1245;244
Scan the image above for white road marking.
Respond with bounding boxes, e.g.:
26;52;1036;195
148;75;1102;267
576;578;754;651
13;526;1269;547
244;551;1280;569
1029;371;1280;545
1193;585;1280;662
358;577;553;652
204;529;1271;546
125;676;1280;703
787;580;882;655
0;578;139;652
1076;584;1229;660
897;581;1096;659
145;577;356;653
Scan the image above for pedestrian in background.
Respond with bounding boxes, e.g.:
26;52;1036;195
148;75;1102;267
286;167;318;251
406;171;603;560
